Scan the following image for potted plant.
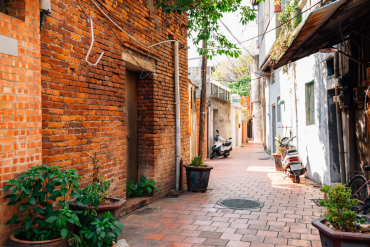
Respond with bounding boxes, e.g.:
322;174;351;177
312;183;370;247
273;0;281;12
126;175;160;198
272;135;283;171
71;152;125;220
4;165;82;247
71;185;124;247
184;156;213;192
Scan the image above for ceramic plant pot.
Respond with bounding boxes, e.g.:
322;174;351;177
184;165;213;192
7;233;69;247
312;216;370;247
272;153;283;171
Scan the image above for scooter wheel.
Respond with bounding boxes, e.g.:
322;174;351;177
210;155;214;159
293;176;300;183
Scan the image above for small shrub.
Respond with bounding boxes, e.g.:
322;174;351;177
190;155;207;167
126;175;159;197
320;183;366;232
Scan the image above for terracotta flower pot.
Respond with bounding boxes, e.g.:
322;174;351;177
312;216;370;247
70;197;126;221
184;165;213;192
7;233;69;247
274;5;281;12
272;153;283;171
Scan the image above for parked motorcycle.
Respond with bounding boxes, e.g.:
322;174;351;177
210;130;233;159
275;136;306;183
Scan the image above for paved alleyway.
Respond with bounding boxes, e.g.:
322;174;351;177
120;142;324;247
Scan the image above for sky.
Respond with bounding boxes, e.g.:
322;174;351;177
188;0;258;68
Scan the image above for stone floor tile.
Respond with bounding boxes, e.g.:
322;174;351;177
203;238;229;246
278;232;301;239
159;228;183;235
226;240;251;247
179;230;202;237
196;226;218;232
287;239;311;246
169;242;193;247
264;237;288;245
219;233;243;241
161;235;186;242
241;235;265;243
178;224;199;230
193;220;213;226
256;230;278;237
215;227;237;233
300;233;321;241
142;234;166;240
182;236;207;244
198;231;222;238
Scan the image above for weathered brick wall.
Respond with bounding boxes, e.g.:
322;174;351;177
0;0;41;244
41;0;189;200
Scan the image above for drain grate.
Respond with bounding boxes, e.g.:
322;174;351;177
217;198;264;210
258;157;271;160
311;199;325;207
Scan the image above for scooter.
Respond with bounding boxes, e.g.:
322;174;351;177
210;130;233;159
276;136;306;183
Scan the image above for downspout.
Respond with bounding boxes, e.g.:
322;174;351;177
334;51;346;185
174;41;181;190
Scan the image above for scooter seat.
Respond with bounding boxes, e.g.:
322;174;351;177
223;141;232;146
365;166;370;172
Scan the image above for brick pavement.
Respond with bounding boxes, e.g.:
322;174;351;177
120;142;324;247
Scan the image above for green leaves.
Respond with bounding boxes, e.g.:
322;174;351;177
320;183;363;231
126;176;160;198
61;228;68;239
3;164;82;242
155;0;265;58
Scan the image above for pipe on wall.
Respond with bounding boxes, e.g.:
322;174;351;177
174;41;181;190
334;51;346;185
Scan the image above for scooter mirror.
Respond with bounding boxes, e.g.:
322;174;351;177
216;130;219;133
229;137;232;139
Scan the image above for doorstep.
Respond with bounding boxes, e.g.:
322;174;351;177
120;196;155;217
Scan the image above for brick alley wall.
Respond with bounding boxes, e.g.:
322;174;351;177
40;0;189;200
0;0;41;244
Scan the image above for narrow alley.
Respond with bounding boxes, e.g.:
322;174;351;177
120;142;324;247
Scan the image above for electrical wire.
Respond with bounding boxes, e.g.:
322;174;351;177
210;0;322;48
219;19;256;61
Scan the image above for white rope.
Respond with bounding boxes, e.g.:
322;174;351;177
85;18;104;66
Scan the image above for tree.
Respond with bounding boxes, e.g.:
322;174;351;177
155;0;263;160
228;76;251;97
156;0;261;58
212;52;252;83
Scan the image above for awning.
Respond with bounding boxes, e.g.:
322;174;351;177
274;0;370;70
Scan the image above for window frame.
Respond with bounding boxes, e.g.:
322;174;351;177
305;80;315;125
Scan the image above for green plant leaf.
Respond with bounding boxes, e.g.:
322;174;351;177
3;184;11;193
45;216;58;223
28;197;36;205
24;219;31;230
19;204;27;212
146;186;152;194
61;228;68;239
34;207;45;214
60;188;68;196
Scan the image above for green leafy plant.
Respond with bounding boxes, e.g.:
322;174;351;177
275;135;282;154
73;212;123;247
3;165;82;241
190;155;208;167
271;0;301;71
126;176;160;197
319;183;366;232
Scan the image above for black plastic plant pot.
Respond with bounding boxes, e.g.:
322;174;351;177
312;216;370;247
184;165;213;192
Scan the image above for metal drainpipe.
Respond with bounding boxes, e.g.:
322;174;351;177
334;51;346;185
174;41;181;190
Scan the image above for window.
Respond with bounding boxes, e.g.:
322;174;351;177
196;67;200;76
277;96;281;122
207;67;211;75
327;58;334;77
219;88;225;100
212;84;218;97
188;68;192;76
305;81;315;125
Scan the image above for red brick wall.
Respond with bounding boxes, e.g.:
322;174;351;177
0;0;41;244
40;0;189;199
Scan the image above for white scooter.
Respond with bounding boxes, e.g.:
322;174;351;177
276;136;306;183
210;130;233;159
